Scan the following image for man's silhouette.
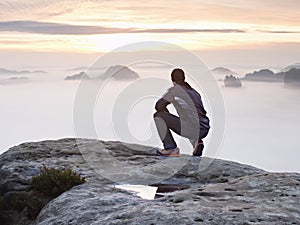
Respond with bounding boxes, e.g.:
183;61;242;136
154;68;210;156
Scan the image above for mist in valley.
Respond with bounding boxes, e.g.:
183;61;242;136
0;66;299;173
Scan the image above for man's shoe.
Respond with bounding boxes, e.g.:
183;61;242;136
157;147;180;156
193;140;204;156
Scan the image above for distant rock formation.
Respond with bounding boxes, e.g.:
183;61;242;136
243;67;300;85
0;68;47;75
0;76;30;85
65;71;89;80
284;68;300;87
99;65;140;80
0;139;299;225
211;67;237;75
224;75;242;87
243;69;283;82
281;63;300;72
65;66;140;81
8;76;29;80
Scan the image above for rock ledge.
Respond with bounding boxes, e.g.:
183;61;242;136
0;138;299;225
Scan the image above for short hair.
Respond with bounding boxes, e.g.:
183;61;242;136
171;68;185;83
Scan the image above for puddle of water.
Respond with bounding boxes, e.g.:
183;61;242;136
115;184;158;200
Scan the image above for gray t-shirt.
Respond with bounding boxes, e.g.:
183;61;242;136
155;84;210;130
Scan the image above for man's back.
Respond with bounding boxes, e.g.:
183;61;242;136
156;84;210;129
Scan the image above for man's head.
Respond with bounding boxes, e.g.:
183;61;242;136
171;68;185;85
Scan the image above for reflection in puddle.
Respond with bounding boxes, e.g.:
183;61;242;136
115;184;158;200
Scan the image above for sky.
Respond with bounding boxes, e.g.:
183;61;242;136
0;0;300;68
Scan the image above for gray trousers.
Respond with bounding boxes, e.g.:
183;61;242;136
154;111;209;150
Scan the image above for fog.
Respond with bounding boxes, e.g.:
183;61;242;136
0;67;299;173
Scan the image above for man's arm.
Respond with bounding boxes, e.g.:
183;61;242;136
155;88;174;112
155;98;170;112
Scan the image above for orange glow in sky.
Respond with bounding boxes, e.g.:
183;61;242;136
0;0;299;52
0;0;299;67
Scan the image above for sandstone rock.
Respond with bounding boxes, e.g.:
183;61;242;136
0;138;299;225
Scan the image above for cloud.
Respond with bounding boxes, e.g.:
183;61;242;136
257;29;300;34
0;21;128;35
0;20;246;35
136;28;245;33
0;1;77;21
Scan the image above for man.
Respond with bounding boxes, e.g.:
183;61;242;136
154;68;210;156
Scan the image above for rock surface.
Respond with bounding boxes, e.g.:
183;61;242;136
0;138;299;225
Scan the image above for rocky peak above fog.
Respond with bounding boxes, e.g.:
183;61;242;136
211;67;237;75
65;71;89;80
281;63;300;72
100;65;139;80
283;68;300;87
64;65;140;81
